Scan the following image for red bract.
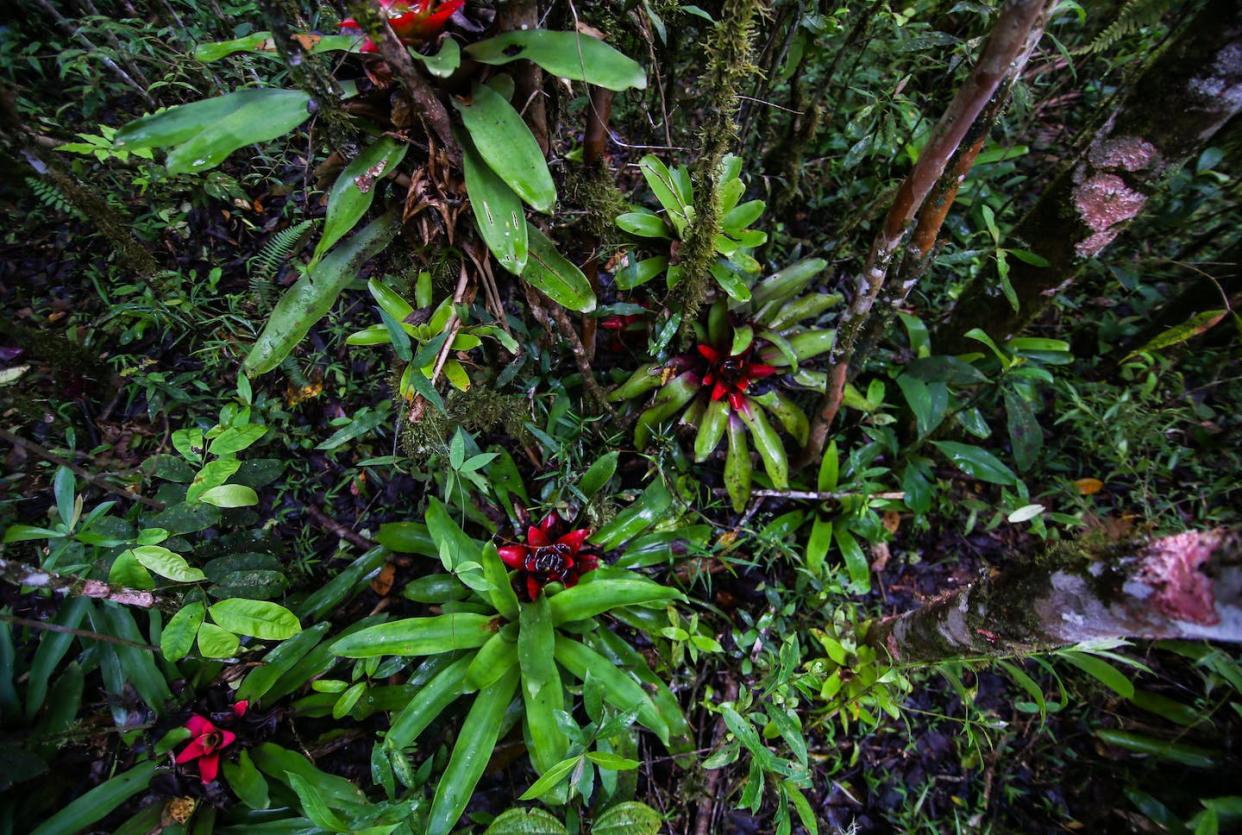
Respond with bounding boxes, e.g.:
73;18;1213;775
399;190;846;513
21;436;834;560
341;0;463;53
498;513;599;601
695;343;777;413
175;715;237;784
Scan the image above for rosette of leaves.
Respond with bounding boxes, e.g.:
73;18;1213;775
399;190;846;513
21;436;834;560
329;492;691;834
613;154;767;301
609;259;838;511
346;274;517;410
116;25;649;375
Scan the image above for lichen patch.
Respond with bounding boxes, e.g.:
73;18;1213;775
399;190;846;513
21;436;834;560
1073;173;1147;257
1136;529;1224;626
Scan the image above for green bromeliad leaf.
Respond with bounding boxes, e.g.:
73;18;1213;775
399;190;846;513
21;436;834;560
466;30;646;92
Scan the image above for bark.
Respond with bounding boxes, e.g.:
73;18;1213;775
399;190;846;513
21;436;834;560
496;0;548;153
866;529;1242;664
257;0;353;151
0;558;172;611
347;1;459;163
939;0;1242;351
800;0;1054;468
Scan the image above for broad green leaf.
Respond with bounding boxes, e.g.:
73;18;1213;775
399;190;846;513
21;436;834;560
835;527;871;593
931;441;1018;486
466;30;646;91
160;602;205;662
1003;388;1043;472
637;155;690;233
313;137;408;263
115;89;312;175
409;37;460;78
578;451;618;499
186;457;242;503
615;255;668;290
222;749;270;809
463;131;528;274
193;32;360;62
518;755;581;801
128;545;206;583
1095;729;1216;768
522;222;597;312
519;595;568;776
244;211;400;376
483;807;567;835
455;83;556;212
197;622;240;658
330;614;494;657
427;666;520;835
1061;651;1133;698
30;762;157;835
616;211;671;238
1125;309;1228;360
209;599;302;640
198;483;259;508
208;424;267;456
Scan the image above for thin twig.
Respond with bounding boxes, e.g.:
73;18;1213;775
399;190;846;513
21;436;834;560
0;612;157;652
306;504;376;550
694;677;740;835
0;427;165;510
548;302;618;419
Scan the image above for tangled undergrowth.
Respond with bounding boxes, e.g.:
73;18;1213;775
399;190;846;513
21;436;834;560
1;1;1239;834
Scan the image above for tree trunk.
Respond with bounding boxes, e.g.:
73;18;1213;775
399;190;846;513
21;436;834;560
866;529;1242;664
799;0;1054;468
938;0;1242;351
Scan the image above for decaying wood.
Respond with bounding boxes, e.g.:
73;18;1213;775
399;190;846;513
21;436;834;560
866;529;1242;664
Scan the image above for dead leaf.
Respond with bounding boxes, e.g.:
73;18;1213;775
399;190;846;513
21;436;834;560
371;562;396;597
1074;477;1104;496
882;511;901;534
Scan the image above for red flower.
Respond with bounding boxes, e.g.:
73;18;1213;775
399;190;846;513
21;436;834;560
498;513;599;601
175;714;237;784
694;343;777;413
341;0;464;53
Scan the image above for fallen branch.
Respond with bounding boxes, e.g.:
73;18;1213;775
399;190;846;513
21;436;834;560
0;558;174;611
865;528;1242;663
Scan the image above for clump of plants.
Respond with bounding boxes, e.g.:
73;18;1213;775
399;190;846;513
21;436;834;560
610;259;837;510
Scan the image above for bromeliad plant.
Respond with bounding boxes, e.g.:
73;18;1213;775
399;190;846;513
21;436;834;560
346;274;517;405
609;259;839;511
112;13;648;383
614;154;768;301
328;490;691;834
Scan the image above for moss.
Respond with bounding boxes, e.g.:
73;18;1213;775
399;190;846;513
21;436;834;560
400;388;530;461
669;0;762;323
564;163;628;245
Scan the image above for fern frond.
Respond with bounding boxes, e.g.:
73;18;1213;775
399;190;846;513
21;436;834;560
26;177;86;220
248;219;317;310
1082;0;1179;55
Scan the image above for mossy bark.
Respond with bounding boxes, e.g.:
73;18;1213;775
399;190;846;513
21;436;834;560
866;530;1242;664
669;0;760;322
938;0;1242;351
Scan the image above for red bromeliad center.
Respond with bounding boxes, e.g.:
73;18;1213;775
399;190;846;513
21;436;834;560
341;0;463;53
695;343;777;413
498;513;599;601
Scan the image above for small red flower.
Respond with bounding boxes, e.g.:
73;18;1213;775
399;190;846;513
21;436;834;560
341;0;464;53
175;715;237;784
498;513;599;601
694;343;777;413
